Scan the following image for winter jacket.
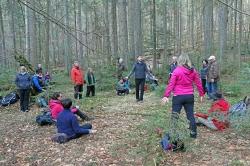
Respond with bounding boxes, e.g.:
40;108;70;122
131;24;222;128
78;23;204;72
164;66;204;97
128;61;149;79
169;62;177;75
85;72;96;86
56;109;90;139
49;99;77;120
200;65;208;79
32;75;43;93
15;72;32;90
71;67;84;85
207;61;219;82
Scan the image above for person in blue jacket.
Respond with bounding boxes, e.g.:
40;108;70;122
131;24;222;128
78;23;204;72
56;98;96;141
15;66;32;112
32;70;44;93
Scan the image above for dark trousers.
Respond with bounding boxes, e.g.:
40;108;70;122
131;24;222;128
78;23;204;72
86;85;95;97
74;109;90;121
201;79;207;93
19;89;30;111
69;123;92;140
74;84;83;99
172;94;196;136
135;78;145;101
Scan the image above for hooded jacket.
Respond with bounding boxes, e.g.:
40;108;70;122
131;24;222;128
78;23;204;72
49;99;77;120
164;66;204;97
71;66;84;85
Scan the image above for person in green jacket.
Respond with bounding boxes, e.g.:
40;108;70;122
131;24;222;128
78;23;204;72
85;68;96;97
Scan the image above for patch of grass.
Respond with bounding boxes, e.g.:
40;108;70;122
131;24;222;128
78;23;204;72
229;160;245;166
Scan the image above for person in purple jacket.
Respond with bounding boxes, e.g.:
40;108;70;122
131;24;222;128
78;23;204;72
56;98;96;141
162;54;204;138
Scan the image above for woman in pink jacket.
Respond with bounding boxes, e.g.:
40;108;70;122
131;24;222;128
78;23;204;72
49;92;91;121
162;54;204;138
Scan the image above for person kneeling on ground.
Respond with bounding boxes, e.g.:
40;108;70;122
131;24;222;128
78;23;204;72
49;92;92;121
53;98;96;143
116;78;129;95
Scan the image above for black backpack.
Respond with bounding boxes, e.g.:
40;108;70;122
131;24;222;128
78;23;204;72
36;111;53;126
1;92;19;107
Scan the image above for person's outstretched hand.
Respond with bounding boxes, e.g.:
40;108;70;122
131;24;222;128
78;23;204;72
161;97;169;105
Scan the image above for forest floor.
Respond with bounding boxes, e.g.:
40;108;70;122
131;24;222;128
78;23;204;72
0;88;250;166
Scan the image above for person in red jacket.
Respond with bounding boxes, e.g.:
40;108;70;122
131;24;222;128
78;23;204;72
49;92;92;121
71;61;84;99
162;54;204;138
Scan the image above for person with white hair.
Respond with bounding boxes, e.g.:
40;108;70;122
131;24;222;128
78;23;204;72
207;55;220;99
15;66;32;112
117;57;126;80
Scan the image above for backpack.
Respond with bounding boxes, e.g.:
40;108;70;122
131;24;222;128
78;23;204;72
229;101;247;117
36;111;53;126
160;133;185;152
1;92;19;107
36;96;48;108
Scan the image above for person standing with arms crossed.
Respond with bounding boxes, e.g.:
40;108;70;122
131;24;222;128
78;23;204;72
71;61;84;99
126;55;150;102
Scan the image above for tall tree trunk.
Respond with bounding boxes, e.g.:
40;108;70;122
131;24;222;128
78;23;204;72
74;0;78;61
238;0;243;68
234;0;237;50
9;0;17;53
45;0;50;72
0;3;7;66
64;0;71;73
30;0;37;66
203;0;213;57
111;0;118;58
152;0;157;70
78;0;84;66
191;0;195;49
104;0;111;64
128;0;135;65
218;0;228;63
134;0;143;56
118;0;128;66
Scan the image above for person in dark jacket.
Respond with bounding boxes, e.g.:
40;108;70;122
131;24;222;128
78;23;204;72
56;98;96;141
200;59;208;93
15;66;32;112
126;55;150;102
169;56;178;79
85;68;96;97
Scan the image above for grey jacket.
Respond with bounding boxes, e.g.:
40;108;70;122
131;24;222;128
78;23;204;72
128;61;149;79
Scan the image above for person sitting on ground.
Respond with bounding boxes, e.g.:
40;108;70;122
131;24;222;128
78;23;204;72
32;70;44;93
56;98;96;141
15;66;32;112
49;92;92;121
195;92;230;131
116;78;129;95
85;68;96;97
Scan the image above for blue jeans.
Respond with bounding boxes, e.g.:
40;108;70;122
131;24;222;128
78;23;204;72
207;82;218;98
172;94;196;136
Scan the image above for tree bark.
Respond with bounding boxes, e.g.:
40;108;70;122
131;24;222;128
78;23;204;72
111;0;118;58
0;3;7;66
